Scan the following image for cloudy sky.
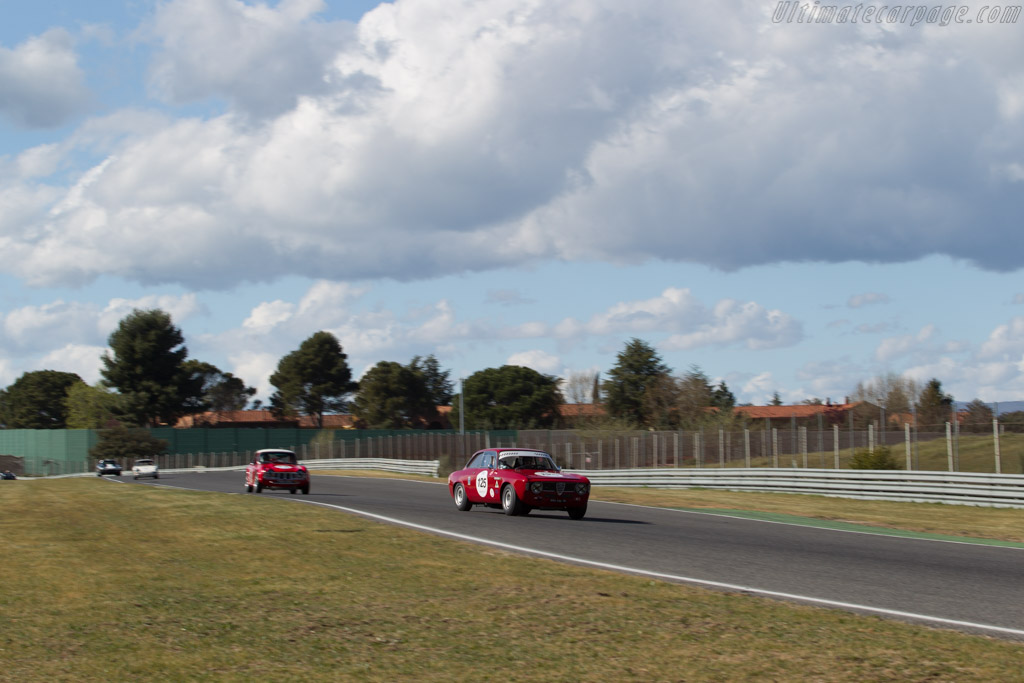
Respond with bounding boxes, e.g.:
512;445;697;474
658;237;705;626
1;0;1023;406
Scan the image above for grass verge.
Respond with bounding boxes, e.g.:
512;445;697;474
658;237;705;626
2;479;1022;682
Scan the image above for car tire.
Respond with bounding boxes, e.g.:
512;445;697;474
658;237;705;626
134;475;139;480
97;472;102;476
246;482;253;493
567;505;587;520
290;487;297;494
154;473;159;479
454;483;472;511
502;485;522;516
301;484;310;495
256;482;263;493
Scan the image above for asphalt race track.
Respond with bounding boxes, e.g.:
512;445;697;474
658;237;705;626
117;471;1024;639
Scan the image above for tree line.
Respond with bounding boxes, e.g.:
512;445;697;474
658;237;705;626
0;311;1008;434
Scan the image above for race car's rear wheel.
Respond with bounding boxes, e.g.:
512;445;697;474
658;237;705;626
502;485;522;516
453;483;472;511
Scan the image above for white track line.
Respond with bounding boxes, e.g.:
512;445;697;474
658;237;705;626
299;499;1024;640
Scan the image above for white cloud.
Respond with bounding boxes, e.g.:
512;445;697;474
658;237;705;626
741;371;777;404
0;29;91;128
506;349;561;375
3;1;1023;289
979;317;1024;359
145;0;354;118
874;324;937;362
100;294;202;330
39;344;107;384
228;350;280;401
243;300;296;332
663;299;802;351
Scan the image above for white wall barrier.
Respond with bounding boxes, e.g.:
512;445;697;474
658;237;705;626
567;467;1024;508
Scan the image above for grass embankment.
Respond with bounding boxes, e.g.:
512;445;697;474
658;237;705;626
2;479;1023;682
771;432;1024;473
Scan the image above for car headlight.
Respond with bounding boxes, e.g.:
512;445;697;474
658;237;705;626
530;482;542;494
575;483;589;495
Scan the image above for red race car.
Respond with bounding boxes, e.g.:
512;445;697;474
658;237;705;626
245;449;310;495
448;448;590;519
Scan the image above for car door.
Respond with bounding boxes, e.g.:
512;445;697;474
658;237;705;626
464;451;496;503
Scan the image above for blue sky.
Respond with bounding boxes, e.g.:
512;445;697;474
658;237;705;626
2;0;1024;406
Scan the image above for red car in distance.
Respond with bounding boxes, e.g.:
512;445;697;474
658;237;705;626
246;449;310;495
449;448;590;519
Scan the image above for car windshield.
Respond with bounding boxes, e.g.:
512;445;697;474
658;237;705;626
499;454;557;470
135;460;153;466
261;453;297;464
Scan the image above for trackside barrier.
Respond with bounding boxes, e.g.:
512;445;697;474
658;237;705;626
42;458;441;479
300;458;440;477
155;459;441;477
566;467;1024;509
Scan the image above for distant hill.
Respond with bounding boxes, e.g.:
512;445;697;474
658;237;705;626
955;400;1024;415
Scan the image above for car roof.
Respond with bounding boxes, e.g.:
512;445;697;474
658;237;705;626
496;449;551;459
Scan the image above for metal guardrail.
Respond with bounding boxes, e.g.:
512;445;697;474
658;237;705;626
567;467;1024;508
35;458;442;479
301;458;440;477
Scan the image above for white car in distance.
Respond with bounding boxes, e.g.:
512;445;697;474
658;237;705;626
132;459;159;480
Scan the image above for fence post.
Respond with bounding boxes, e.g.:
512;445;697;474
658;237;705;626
744;429;751;468
771;428;779;468
904;423;911;471
718;429;725;467
833;424;840;469
694;432;702;468
868;423;875;453
994;418;1002;474
800;426;807;468
945;422;954;471
674;432;680;467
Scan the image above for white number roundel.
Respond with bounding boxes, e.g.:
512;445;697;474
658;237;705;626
475;470;488;498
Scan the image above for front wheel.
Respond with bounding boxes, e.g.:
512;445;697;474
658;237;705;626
502;485;523;516
301;484;310;495
453;484;472;511
255;481;263;493
567;506;587;520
